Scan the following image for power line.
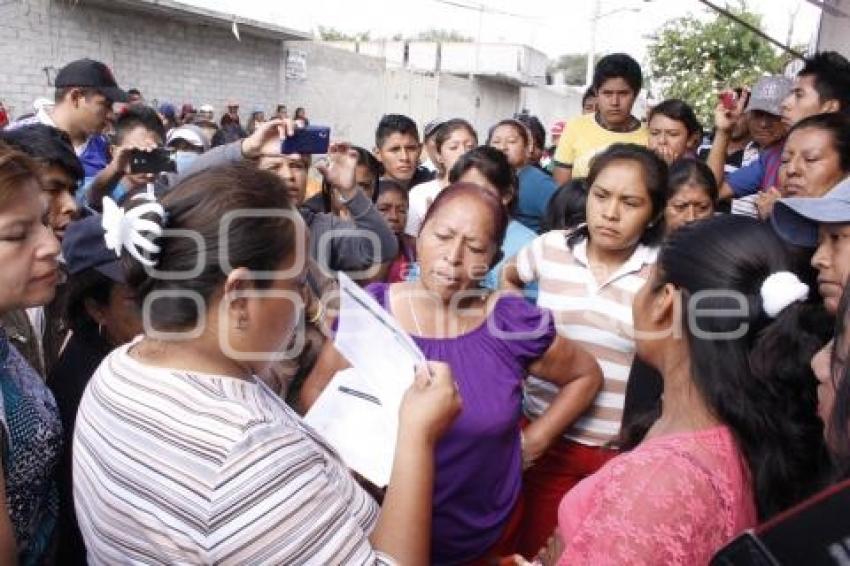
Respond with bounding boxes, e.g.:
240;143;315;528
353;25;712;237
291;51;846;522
428;0;547;23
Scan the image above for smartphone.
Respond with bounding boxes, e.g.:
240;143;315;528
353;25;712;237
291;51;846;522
719;91;737;111
129;148;176;174
281;126;331;155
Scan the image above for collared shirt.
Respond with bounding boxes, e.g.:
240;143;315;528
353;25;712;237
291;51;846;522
516;231;657;446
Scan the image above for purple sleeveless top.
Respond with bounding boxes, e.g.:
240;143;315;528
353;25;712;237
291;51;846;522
367;283;555;564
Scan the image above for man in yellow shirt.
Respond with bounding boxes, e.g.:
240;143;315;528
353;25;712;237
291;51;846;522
553;53;648;185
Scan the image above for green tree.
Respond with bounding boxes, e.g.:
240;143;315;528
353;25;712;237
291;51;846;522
548;53;590;85
647;2;788;125
317;26;370;42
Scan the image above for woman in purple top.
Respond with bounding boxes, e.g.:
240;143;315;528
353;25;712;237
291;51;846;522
302;183;602;564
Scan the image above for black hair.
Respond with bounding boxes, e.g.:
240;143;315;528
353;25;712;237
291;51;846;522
799;51;850;115
64;268;116;334
649;216;831;518
114;105;166;146
448;145;518;211
542;179;588;233
666;158;718;204
126;163;297;331
515;114;546;151
375;114;420;148
568;143;668;248
320;146;382;211
592;53;643;94
420;182;509;256
376;178;408;202
0;124;83;182
486;119;530;148
433;119;478;153
788;112;850;173
829;287;850;478
582;86;597;105
127;88;142;97
649;99;703;140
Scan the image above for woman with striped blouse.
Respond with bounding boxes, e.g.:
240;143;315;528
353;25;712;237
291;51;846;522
503;144;668;556
72;153;460;565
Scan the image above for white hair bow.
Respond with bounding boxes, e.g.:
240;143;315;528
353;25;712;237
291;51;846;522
101;194;165;267
760;271;809;318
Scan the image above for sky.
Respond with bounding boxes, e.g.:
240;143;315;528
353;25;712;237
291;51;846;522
182;0;822;63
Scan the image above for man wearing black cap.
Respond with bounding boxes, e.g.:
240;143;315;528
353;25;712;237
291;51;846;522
7;58;128;181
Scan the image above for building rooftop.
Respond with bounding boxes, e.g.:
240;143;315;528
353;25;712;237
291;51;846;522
82;0;312;41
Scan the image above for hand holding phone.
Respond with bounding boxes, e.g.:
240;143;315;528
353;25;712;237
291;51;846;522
281;126;331;155
128;148;176;174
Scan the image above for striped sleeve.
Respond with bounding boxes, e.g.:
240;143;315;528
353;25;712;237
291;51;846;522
207;422;390;565
515;232;547;284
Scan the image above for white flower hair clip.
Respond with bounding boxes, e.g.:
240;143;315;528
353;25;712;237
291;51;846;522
101;194;166;268
760;271;809;318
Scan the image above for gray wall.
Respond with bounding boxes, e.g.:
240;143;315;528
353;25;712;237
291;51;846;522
1;1;577;148
0;0;286;119
818;4;850;58
283;41;523;148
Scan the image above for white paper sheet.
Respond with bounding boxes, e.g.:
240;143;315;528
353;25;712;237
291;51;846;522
304;368;395;487
304;272;426;487
334;272;424;414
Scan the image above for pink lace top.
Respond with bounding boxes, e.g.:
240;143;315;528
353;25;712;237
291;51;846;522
557;426;756;565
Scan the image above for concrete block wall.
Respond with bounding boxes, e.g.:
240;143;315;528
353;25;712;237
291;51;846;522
283;42;524;148
0;0;286;120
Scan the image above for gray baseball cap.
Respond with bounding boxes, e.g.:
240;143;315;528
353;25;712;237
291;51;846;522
772;176;850;247
745;75;793;117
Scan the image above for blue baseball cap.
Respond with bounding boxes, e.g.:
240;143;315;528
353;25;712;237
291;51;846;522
62;215;125;282
772;176;850;247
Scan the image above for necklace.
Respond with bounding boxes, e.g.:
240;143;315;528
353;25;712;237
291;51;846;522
408;290;425;336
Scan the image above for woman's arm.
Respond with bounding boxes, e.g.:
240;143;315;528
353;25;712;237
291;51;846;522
501;258;526;292
522;337;603;466
298;340;350;413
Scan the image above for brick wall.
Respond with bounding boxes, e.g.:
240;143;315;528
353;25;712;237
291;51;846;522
0;0;286;120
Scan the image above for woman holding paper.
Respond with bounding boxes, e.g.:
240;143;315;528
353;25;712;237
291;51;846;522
302;182;603;565
72;155;462;565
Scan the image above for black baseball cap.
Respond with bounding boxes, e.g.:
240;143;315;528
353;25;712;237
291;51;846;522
54;58;129;103
62;215;125;283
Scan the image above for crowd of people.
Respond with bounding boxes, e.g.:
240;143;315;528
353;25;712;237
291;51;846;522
0;46;848;565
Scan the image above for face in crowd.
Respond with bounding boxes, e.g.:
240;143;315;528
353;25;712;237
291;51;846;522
781;74;840;127
664;182;714;234
596;78;637;128
436;127;477;179
0;161;61;313
66;89;114;137
489;123;529;170
416;187;502;303
647;114;699;164
780;126;847;198
376;132;421;184
586;158;655;254
812;222;850;315
376;187;408;236
256;136;309;205
747;110;786;149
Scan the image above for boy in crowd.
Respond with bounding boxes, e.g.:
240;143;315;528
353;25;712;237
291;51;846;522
374;114;435;190
85;105;165;207
552;53;648;185
7;58;128;180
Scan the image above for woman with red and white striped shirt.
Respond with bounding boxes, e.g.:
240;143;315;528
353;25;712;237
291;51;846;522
504;143;668;556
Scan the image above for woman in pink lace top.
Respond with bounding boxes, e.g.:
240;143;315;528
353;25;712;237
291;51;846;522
548;216;831;565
